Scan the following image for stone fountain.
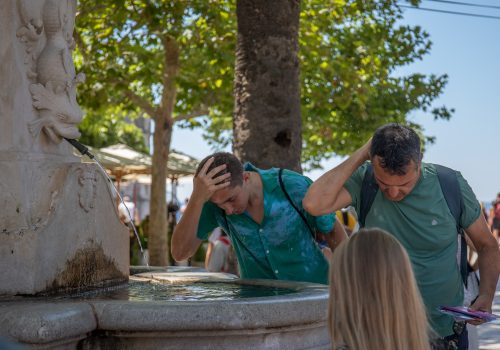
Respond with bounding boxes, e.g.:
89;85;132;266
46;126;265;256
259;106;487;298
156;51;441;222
0;0;128;297
0;1;330;349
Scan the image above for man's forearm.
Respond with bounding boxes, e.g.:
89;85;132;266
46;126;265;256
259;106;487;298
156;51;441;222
303;143;369;216
171;197;204;261
477;245;500;301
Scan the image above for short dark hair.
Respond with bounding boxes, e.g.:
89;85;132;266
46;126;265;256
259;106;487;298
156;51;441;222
370;123;421;175
195;152;244;188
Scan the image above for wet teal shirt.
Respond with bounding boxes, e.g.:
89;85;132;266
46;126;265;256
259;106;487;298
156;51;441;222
344;162;481;337
197;163;335;285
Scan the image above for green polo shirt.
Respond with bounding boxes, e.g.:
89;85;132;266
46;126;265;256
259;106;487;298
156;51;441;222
344;162;481;337
197;163;335;284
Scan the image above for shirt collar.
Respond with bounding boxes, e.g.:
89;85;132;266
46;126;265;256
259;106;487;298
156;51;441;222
243;162;281;193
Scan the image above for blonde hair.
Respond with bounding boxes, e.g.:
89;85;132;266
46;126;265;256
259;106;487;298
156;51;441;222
329;228;431;350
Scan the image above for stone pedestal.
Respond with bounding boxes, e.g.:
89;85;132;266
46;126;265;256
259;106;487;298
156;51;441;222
0;159;129;295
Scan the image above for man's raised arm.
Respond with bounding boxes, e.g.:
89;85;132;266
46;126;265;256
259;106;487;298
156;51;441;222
171;158;230;262
303;140;371;216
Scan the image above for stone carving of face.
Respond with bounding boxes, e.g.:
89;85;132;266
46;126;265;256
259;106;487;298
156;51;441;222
77;168;97;213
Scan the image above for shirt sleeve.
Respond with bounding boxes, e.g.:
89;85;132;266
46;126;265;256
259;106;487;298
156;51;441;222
457;171;481;229
196;202;220;240
343;161;369;214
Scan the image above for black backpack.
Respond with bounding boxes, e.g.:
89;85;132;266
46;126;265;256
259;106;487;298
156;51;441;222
359;163;469;286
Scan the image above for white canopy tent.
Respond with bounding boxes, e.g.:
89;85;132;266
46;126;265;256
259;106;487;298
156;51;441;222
81;143;198;203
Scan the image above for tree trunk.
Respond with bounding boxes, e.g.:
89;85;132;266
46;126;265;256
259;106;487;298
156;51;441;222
234;0;302;172
148;37;179;266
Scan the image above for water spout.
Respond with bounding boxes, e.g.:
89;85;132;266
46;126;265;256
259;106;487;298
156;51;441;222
65;138;149;267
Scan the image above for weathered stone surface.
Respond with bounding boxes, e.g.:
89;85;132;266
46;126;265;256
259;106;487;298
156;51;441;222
0;274;330;350
0;161;129;295
0;302;96;345
0;0;128;295
0;0;81;155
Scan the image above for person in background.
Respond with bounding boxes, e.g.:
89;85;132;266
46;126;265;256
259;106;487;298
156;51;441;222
335;207;358;236
489;193;500;243
304;123;500;349
205;227;238;275
329;228;432;350
480;202;489;222
172;152;347;285
118;195;136;225
180;198;189;216
167;200;180;231
118;195;137;262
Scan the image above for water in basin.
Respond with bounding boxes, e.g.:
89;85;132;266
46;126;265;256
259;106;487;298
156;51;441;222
55;280;298;301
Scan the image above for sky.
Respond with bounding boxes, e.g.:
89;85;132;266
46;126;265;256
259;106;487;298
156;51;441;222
171;1;500;204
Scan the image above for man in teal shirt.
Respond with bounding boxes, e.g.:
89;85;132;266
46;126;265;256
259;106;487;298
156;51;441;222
171;152;346;285
304;123;500;348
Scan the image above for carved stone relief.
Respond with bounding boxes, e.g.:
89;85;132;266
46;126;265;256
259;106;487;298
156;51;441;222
17;0;85;144
77;167;97;212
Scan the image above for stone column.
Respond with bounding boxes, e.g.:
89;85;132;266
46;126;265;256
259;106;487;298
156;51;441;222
0;0;128;295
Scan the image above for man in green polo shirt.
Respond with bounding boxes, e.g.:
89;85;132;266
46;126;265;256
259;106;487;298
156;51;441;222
171;152;347;285
303;123;500;349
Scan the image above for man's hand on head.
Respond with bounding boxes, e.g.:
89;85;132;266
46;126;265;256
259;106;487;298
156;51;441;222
192;157;231;203
360;138;372;161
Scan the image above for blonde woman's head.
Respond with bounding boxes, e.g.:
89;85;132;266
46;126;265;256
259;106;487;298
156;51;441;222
329;228;431;350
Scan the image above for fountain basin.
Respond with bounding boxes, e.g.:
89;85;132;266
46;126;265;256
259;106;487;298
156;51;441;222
0;270;330;350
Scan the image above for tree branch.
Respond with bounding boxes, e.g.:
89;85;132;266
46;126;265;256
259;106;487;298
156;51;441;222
122;88;157;117
157;34;179;122
174;107;209;122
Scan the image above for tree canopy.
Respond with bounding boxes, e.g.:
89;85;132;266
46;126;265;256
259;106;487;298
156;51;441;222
75;0;452;169
299;0;451;167
75;0;236;149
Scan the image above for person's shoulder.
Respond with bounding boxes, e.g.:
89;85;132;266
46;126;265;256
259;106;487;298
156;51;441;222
425;163;472;185
354;161;371;175
243;162;263;174
280;168;312;188
420;162;438;177
423;162;464;176
346;161;371;182
251;165;310;193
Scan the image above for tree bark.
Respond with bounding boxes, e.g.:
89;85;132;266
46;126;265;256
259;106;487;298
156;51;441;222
148;36;179;266
234;0;302;172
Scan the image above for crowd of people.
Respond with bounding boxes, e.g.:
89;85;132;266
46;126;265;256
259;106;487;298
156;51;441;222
169;123;500;350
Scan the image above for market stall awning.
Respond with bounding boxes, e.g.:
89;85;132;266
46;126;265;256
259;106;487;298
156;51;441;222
83;143;198;179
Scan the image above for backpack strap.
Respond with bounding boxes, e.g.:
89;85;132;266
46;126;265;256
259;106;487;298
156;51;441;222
434;164;469;286
359;163;379;228
278;168;316;239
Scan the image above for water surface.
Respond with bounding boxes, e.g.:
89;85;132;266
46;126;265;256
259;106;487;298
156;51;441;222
62;280;297;301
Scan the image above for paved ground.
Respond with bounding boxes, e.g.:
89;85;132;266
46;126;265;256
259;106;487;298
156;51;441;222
479;279;500;350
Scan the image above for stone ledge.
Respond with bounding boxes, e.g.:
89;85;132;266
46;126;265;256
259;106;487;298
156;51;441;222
0;276;330;349
0;302;96;344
